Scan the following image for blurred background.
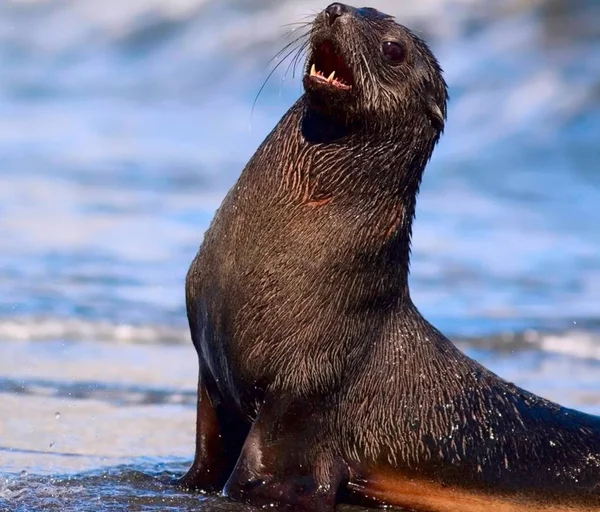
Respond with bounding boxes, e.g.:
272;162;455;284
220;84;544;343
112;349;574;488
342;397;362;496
0;0;599;510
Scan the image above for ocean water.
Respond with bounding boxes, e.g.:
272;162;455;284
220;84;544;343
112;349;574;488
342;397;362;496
0;0;599;510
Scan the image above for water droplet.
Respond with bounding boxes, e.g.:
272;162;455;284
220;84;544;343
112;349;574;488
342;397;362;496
55;412;61;419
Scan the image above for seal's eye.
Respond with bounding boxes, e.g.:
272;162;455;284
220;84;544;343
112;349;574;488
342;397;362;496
382;41;405;63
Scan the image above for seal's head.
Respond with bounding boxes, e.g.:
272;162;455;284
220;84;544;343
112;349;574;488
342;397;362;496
303;3;448;133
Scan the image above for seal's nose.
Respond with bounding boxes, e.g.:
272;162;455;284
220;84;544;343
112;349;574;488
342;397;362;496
325;3;348;26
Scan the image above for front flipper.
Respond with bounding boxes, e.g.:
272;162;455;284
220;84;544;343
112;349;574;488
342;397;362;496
223;396;348;512
178;373;248;492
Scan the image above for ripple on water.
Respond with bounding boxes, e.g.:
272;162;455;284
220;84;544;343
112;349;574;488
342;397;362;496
0;463;370;512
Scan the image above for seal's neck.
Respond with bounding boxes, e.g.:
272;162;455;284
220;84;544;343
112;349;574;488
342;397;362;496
261;99;441;303
296;100;438;207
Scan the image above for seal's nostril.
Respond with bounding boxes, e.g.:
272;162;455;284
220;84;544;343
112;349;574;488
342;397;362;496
325;3;347;26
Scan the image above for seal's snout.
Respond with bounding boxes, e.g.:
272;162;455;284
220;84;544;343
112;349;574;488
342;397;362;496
307;40;354;91
325;3;348;26
303;3;358;96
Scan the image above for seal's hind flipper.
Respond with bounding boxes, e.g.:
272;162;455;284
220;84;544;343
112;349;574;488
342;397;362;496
347;469;591;512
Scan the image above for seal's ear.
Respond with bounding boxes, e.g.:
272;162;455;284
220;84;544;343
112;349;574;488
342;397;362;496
426;98;445;131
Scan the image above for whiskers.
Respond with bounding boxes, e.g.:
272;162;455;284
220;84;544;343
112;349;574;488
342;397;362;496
250;15;315;130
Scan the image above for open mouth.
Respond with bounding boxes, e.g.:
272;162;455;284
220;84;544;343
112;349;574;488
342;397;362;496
308;41;354;91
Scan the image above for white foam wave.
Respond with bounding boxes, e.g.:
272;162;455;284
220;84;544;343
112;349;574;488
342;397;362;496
0;317;188;345
2;317;600;361
539;330;600;361
460;328;600;362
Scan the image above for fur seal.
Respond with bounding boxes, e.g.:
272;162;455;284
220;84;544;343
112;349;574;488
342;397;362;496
178;3;600;511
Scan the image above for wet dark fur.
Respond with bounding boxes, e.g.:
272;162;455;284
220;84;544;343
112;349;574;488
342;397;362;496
180;4;600;511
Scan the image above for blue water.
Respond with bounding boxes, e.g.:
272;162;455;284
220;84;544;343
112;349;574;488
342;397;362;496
0;0;599;510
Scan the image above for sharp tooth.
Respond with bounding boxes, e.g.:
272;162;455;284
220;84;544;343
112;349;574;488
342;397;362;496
310;64;317;76
328;71;336;83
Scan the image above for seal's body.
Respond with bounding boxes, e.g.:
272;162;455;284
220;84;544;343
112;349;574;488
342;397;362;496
179;3;600;511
